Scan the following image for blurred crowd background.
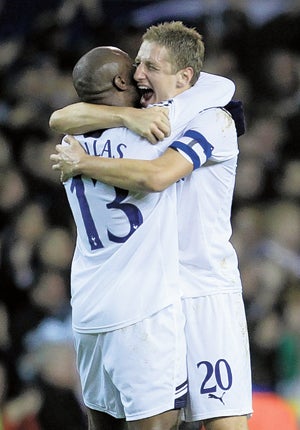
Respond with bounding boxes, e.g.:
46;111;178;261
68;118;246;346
0;0;299;428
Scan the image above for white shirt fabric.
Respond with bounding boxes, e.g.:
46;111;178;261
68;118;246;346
63;73;235;333
65;129;180;333
169;107;242;297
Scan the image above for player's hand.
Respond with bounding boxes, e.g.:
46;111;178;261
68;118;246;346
50;135;85;182
123;106;170;144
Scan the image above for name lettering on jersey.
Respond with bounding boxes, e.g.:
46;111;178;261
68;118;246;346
83;140;127;158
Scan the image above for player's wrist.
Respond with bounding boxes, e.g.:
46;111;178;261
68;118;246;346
74;152;96;177
119;107;136;129
71;154;86;175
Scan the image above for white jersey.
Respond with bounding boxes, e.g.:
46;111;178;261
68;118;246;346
65;129;179;333
169;107;242;297
63;73;235;332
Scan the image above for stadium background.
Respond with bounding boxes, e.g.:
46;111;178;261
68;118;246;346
0;0;299;428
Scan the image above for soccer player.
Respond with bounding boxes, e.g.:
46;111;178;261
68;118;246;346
50;39;235;430
50;22;252;430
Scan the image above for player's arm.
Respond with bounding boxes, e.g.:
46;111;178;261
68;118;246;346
49;73;234;140
51;135;193;192
49;104;170;144
51;107;235;190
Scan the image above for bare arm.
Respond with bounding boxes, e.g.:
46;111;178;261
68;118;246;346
51;135;192;192
49;104;170;144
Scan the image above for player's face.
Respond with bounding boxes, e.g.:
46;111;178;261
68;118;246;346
126;67;143;108
134;41;183;107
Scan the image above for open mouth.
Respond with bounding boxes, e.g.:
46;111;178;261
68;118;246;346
138;86;154;107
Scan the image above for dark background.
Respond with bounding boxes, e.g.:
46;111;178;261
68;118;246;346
0;1;299;428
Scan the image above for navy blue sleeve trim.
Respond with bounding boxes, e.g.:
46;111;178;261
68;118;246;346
170;141;201;169
170;130;214;170
183;130;214;158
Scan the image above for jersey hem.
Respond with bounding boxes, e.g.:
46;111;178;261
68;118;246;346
72;302;177;333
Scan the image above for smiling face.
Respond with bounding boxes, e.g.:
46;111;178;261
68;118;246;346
134;41;192;107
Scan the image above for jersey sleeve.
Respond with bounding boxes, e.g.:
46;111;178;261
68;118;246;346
169;108;239;170
177;72;236;111
170;129;214;169
166;72;235;140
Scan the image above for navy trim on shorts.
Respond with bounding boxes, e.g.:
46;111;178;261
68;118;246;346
174;379;188;409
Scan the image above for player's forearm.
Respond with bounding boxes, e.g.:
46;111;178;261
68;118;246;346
49;104;170;143
49;103;134;134
74;155;164;192
73;148;192;193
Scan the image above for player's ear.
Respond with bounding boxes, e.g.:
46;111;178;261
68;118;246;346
176;67;194;88
113;75;127;91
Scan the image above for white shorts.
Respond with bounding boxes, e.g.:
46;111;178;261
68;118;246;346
73;301;187;421
182;292;253;422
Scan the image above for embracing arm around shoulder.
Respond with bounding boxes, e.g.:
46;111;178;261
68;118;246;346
51;135;193;192
49;104;170;144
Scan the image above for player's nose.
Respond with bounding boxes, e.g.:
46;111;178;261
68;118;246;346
133;63;146;81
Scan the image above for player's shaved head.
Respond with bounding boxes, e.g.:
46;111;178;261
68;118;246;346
72;46;139;106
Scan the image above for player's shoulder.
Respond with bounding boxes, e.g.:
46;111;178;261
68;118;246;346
187;107;238;154
191;107;234;129
200;106;232;118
